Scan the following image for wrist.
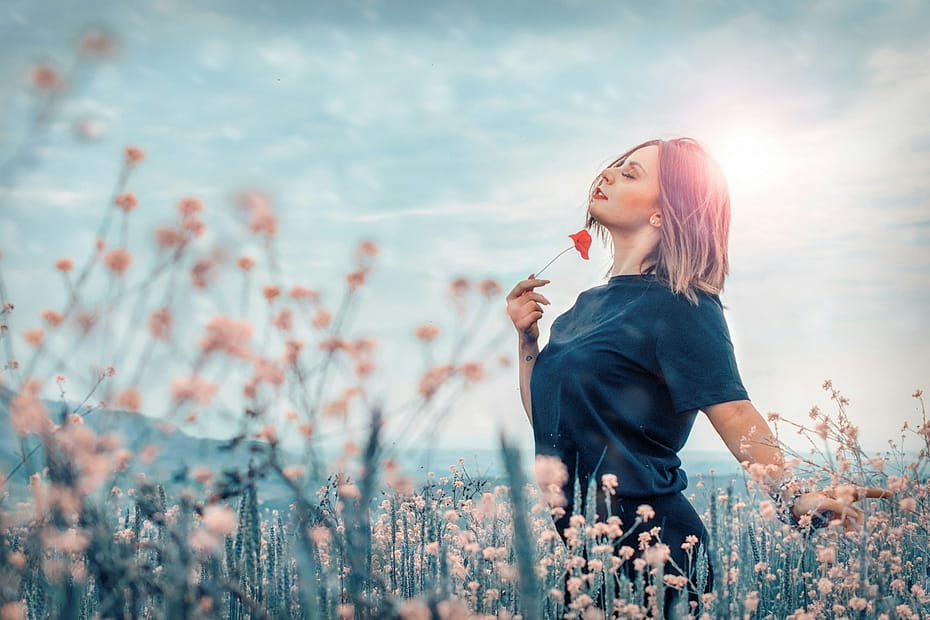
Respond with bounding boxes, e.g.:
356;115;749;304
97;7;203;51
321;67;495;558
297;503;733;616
768;478;802;528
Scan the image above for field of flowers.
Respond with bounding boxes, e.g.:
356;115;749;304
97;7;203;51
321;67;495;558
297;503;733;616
2;29;930;620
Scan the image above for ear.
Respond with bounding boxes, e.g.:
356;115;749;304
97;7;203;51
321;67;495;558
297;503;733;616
649;213;661;227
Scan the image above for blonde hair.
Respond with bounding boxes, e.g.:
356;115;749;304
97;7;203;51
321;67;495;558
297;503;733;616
586;137;731;305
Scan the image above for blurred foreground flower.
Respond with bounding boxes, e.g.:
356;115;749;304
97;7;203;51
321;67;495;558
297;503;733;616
533;229;592;278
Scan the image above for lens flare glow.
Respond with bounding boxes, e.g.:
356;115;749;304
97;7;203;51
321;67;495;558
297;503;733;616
712;129;787;195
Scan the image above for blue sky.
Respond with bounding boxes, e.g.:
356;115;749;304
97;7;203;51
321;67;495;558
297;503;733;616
1;0;928;464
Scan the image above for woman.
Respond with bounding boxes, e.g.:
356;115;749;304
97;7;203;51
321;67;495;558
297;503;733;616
506;137;886;616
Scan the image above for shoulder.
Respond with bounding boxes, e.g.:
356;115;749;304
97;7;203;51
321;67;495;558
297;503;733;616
653;287;728;334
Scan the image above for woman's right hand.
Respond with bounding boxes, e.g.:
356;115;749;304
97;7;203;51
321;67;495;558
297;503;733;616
506;276;551;343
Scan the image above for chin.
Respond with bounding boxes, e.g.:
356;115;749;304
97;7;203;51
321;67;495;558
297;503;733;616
587;202;608;225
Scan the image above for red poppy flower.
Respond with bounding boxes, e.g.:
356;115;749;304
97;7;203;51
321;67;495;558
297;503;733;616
533;228;593;278
569;229;592;260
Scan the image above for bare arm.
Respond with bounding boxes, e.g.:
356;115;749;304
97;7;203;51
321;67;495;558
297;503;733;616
517;338;539;424
704;399;889;530
505;277;550;425
703;399;785;482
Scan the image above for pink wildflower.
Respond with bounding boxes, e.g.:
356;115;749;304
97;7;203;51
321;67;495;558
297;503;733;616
171;375;219;405
42;528;90;554
338;482;361;499
645;543;670;567
534;455;569;508
681;534;699;551
148;307;172;341
312;309;332;329
154;227;183;250
319;337;349;352
124;146;145;166
191;258;215;289
114;192;138;213
350;337;376;357
449;277;469;297
460;362;484;382
41;309;63;327
601;473;619;495
238;190;277;238
282;465;305;480
199;316;252;358
478;278;503;297
116;388;141;412
346;270;366;288
202;505;236;536
182;216;206;238
636;504;655;522
55;257;73;273
28;64;64;92
356;240;379;256
325;398;349;418
273;309;292;331
415;324;440;341
10;389;49;436
309;526;331;545
289;285;318;301
76;311;97;333
237;256;255;271
78;28;119;58
178;197;203;217
252;357;285;386
419;364;454;398
355;359;375;377
284;339;304;364
255;424;278;444
23;328;44;347
759;500;776;520
262;285;280;302
103;248;132;275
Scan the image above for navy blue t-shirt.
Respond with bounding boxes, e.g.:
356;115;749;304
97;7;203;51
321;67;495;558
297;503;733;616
531;273;749;500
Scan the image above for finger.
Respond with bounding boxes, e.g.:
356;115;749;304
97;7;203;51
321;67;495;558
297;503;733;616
507;278;551;300
858;487;893;500
818;502;863;531
521;292;551;306
516;311;543;330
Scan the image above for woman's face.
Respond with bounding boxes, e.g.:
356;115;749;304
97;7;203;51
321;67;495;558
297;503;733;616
589;144;662;233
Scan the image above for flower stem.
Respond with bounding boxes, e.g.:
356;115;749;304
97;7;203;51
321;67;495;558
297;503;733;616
533;246;571;278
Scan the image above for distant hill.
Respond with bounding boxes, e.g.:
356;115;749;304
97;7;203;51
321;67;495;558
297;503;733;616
0;384;296;510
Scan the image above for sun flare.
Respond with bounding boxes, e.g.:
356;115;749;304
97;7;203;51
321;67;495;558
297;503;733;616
712;128;787;194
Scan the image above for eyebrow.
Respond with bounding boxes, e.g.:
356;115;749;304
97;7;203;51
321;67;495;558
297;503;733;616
625;160;646;175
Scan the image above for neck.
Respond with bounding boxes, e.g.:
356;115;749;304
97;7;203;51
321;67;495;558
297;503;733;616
608;229;660;276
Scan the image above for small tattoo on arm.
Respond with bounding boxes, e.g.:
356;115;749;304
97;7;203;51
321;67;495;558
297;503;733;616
525;355;534;362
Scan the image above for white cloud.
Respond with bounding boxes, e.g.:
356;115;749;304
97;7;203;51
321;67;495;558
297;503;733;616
257;38;310;81
0;187;89;212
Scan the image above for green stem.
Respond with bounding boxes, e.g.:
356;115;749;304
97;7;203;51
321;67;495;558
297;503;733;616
533;245;571;278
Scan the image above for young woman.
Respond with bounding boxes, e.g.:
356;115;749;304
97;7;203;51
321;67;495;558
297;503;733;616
506;137;886;615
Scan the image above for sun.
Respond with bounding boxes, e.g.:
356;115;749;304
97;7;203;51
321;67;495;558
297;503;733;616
711;128;787;195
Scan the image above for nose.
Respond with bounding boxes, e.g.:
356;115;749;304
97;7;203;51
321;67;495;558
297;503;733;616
599;169;613;185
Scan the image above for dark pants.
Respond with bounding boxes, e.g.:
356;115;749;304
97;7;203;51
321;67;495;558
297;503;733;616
555;492;714;618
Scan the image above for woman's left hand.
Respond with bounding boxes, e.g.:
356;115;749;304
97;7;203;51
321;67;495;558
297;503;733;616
793;486;892;532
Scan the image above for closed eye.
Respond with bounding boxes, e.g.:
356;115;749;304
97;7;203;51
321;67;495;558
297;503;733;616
621;172;635;179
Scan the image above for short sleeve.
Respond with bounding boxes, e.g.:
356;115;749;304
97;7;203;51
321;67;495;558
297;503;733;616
655;293;749;414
